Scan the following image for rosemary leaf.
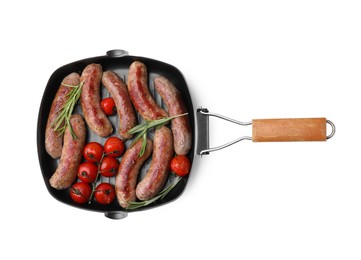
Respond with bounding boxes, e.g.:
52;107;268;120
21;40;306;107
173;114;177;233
139;131;147;157
148;113;188;129
131;128;147;147
128;123;147;135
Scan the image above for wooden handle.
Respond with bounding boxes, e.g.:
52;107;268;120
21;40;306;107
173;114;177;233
252;118;326;142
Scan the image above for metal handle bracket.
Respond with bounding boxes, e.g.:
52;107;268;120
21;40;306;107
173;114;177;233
196;107;252;156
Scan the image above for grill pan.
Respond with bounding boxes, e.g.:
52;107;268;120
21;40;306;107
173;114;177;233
37;50;335;219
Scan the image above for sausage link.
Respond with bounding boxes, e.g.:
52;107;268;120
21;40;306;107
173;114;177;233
45;72;80;158
49;114;86;190
154;76;192;155
115;139;153;208
127;61;168;121
102;71;137;139
80;64;113;137
136;126;173;201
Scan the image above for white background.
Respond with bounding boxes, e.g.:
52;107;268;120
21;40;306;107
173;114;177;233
1;0;360;259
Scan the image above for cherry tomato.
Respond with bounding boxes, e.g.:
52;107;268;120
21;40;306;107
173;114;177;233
170;155;191;177
101;97;117;116
70;182;92;204
104;137;125;157
94;183;115;204
83;142;104;162
100;156;119;177
77;162;98;183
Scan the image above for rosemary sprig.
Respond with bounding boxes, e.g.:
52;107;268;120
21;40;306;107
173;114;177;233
88;152;106;204
51;80;84;139
128;113;188;157
127;175;182;210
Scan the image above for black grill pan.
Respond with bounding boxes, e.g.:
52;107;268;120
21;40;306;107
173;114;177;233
37;50;195;219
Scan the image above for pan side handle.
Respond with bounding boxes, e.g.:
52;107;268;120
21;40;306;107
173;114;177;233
252;118;332;142
196;108;335;155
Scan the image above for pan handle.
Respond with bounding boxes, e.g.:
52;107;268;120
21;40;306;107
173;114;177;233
252;118;335;142
196;108;336;155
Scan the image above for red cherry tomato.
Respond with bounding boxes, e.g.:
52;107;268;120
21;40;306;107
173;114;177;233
83;142;104;162
77;162;98;183
101;97;117;116
170;155;191;177
100;156;119;177
70;182;92;204
94;183;115;204
104;137;125;157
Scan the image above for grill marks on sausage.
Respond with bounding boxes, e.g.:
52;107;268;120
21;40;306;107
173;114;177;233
102;71;137;140
49;114;86;190
136;126;174;201
115;139;153;208
154;76;192;155
45;72;80;159
80;64;113;137
128;61;168;121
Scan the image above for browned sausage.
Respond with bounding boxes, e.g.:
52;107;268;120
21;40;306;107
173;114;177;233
154;76;192;155
101;71;137;139
49;114;86;190
80;64;113;137
136;126;173;201
115;138;153;208
45;72;80;159
127;61;168;121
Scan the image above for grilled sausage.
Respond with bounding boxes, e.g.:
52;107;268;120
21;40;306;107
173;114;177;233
101;71;137;139
80;63;113;137
136;126;173;201
49;114;86;190
45;72;80;159
127;61;168;121
115;138;153;208
154;76;192;155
